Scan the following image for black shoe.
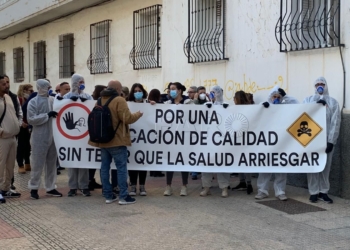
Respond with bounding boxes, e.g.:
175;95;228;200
232;182;247;191
46;189;62;197
0;195;5;203
154;172;165;177
68;189;77;197
318;193;333;204
57;170;61;175
57;166;65;170
30;190;39;200
10;184;16;190
309;194;318;203
2;190;21;198
81;189;91;197
247;184;253;195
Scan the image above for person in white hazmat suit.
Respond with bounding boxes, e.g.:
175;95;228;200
303;77;340;204
255;86;299;201
27;79;62;199
200;85;231;198
63;73;93;197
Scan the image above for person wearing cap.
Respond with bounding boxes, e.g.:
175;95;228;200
303;77;340;204
255;86;298;201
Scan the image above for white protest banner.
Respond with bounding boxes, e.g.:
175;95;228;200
53;99;327;173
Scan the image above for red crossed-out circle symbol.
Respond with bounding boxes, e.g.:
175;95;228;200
56;103;91;140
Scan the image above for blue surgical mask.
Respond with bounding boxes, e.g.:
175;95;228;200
170;90;178;99
134;92;143;100
79;84;85;90
209;92;215;99
48;89;53;95
273;98;280;104
317;86;324;94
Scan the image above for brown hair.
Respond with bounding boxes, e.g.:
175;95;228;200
234;91;250;104
148;89;161;103
92;85;107;100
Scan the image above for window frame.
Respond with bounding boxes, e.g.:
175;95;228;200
13;47;24;82
33;40;46;80
59;33;75;78
0;52;5;75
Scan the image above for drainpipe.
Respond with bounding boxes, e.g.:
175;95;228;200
27;29;31;82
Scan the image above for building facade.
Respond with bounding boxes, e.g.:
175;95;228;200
0;0;349;198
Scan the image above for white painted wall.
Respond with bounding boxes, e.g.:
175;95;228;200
0;0;349;109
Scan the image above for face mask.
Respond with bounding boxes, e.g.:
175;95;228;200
79;84;85;90
273;98;280;104
209;92;215;99
23;93;29;99
199;93;206;100
317;86;324;94
170;90;178;99
134;92;143;100
48;89;53;95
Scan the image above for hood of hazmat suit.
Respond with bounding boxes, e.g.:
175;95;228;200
211;85;224;105
268;86;299;104
63;73;93;100
303;77;341;144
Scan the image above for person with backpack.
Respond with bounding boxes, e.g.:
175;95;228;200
88;80;143;204
63;74;92;197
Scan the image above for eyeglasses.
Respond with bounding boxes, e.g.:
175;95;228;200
187;91;195;94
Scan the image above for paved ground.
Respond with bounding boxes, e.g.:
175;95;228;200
1;168;350;250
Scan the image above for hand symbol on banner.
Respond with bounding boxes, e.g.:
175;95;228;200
63;112;80;131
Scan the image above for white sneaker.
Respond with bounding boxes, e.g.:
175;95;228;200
163;186;172;196
221;187;228;198
255;192;268;200
200;187;211;196
105;194;118;204
180;186;187;196
129;185;136;196
276;194;288;201
139;185;147;196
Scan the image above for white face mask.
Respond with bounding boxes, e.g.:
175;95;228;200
199;93;206;100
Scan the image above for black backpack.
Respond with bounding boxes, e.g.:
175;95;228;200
88;95;120;143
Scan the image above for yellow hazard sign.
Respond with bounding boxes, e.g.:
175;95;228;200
287;112;323;147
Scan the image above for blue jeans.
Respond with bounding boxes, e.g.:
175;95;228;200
100;146;128;200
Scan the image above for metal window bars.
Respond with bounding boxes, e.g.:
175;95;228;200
184;0;228;63
13;47;24;82
34;41;46;80
129;4;162;70
0;52;5;75
59;33;74;78
87;20;112;74
275;0;340;52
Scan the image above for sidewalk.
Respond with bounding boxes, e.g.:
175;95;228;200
1;169;350;250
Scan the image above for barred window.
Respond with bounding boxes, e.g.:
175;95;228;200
59;33;74;78
34;41;46;80
275;0;340;52
0;52;5;75
184;0;228;63
129;5;162;70
87;20;112;74
13;47;24;82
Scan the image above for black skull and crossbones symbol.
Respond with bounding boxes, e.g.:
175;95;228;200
297;121;312;137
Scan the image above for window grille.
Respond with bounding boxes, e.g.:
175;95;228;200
0;52;5;75
275;0;340;52
184;0;228;63
59;33;74;78
34;41;46;80
13;47;24;82
129;4;162;70
87;20;112;74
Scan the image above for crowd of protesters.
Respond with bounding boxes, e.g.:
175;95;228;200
0;74;340;205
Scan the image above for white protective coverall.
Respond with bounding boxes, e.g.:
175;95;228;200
303;77;341;195
201;86;231;189
257;86;299;196
63;74;92;190
27;79;57;191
